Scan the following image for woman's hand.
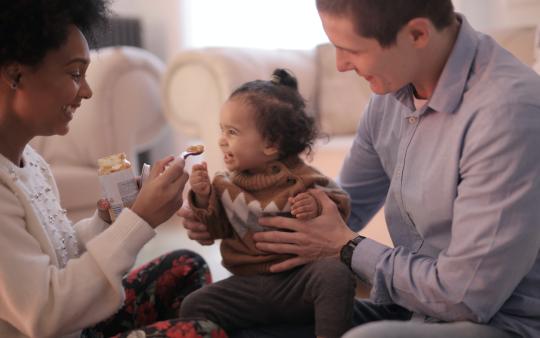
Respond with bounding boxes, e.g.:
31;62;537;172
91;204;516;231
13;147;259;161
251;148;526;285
96;198;112;224
130;156;189;228
177;206;215;245
253;189;358;273
290;192;319;220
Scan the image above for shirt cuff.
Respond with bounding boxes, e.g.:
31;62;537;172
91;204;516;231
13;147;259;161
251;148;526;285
73;210;111;250
351;238;391;284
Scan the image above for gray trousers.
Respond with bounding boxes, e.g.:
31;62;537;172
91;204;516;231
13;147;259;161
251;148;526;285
230;300;516;338
344;301;516;338
344;320;515;338
179;257;356;338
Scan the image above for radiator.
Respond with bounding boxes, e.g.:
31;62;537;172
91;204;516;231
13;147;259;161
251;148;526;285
90;17;142;49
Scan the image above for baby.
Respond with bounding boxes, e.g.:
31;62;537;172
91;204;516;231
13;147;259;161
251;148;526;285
179;69;355;338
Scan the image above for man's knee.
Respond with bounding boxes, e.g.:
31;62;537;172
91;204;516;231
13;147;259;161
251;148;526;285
343;321;406;338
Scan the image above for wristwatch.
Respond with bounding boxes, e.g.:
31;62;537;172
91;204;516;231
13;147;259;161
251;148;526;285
340;235;365;270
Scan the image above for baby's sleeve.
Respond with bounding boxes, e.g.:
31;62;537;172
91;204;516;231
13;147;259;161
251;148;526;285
188;180;233;239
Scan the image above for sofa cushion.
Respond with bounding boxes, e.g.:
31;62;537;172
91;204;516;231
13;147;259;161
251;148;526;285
315;44;372;135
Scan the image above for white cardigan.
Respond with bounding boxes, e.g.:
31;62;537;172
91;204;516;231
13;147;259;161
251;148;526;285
0;146;155;338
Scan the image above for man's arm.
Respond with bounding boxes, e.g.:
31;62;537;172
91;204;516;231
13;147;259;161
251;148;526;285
338;99;391;231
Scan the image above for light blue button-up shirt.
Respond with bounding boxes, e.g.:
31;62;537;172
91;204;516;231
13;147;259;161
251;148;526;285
340;16;540;337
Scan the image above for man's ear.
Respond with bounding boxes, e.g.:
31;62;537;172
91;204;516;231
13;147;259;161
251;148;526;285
405;18;431;48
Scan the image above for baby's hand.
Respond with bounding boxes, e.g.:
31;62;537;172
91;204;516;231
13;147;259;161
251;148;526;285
289;192;319;220
190;162;211;198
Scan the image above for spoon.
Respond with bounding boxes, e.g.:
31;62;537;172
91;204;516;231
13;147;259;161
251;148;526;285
140;144;205;185
180;144;205;159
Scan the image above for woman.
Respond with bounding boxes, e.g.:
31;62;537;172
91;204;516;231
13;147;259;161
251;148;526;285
0;1;225;337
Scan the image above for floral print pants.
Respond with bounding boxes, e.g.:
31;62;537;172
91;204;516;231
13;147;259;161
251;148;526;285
82;250;228;338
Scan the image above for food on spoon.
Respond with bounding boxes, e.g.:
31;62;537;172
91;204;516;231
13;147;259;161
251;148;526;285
183;144;205;158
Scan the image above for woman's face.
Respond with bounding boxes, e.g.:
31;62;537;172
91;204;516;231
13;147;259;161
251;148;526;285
10;25;92;137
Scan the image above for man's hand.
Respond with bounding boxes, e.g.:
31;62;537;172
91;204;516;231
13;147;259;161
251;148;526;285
290;192;319;220
254;189;357;273
177;206;215;245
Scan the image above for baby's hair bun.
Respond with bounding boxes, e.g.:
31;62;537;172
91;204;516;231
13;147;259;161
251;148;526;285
270;68;298;90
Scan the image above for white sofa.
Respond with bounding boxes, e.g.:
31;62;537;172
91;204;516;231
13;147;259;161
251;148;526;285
162;25;538;245
31;46;176;221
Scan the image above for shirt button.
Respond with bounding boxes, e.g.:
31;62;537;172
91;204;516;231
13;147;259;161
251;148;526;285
408;116;418;124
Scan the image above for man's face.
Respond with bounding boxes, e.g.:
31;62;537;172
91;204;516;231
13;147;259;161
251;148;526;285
319;11;417;95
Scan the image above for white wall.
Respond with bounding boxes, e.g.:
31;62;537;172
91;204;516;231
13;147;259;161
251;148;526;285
454;0;540;31
182;0;327;50
110;0;326;60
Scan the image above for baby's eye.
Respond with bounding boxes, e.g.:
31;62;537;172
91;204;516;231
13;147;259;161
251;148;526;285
71;71;82;82
227;129;238;136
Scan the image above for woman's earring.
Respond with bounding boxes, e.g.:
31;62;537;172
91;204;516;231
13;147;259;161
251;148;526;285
10;73;21;90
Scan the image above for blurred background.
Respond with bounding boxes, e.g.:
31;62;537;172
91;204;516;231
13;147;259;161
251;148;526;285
108;0;540;61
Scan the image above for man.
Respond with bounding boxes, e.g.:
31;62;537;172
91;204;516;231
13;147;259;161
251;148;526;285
183;0;540;337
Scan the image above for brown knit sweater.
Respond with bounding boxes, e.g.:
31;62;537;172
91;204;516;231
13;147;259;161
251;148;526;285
189;156;350;276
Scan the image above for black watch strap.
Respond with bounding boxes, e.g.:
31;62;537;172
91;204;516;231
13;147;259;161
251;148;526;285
340;235;365;270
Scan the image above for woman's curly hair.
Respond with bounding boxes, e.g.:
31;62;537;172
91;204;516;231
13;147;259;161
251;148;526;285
230;69;318;159
0;0;110;67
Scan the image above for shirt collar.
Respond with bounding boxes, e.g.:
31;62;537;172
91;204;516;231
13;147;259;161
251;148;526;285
393;14;480;114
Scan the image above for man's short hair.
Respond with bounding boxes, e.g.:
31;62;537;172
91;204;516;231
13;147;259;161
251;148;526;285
316;0;455;47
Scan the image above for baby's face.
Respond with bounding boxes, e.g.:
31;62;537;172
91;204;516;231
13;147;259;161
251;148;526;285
218;98;278;173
